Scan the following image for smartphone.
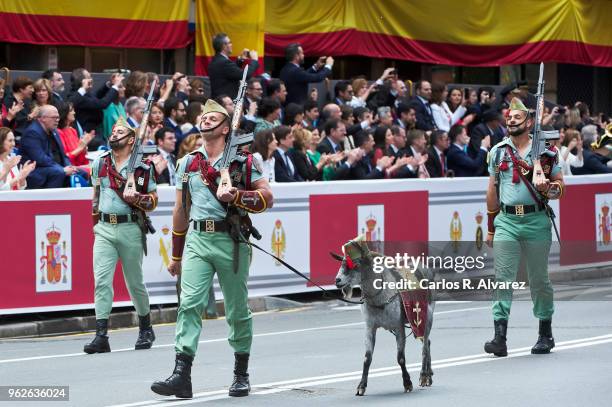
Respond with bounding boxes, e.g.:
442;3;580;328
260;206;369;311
464;87;471;100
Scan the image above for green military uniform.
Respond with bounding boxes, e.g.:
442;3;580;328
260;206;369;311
487;137;561;321
91;151;156;320
174;147;263;357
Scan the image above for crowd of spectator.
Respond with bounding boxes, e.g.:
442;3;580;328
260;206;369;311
1;33;611;191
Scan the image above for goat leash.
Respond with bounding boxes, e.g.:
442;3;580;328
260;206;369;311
244;239;364;305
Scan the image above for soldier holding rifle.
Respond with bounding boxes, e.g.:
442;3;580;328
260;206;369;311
152;68;273;399
485;63;564;358
85;79;159;353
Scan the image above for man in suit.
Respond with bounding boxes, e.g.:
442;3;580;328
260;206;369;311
125;97;146;129
425;130;450;178
446;124;490;177
208;33;259;99
163;97;186;153
395;103;417;131
20;105;75;188
333;81;353;106
280;43;333;106
316;119;362;180
350;132;392;180
272;126;303;182
407;81;436;131
469;109;505;175
42;69;66;103
153;127;177;185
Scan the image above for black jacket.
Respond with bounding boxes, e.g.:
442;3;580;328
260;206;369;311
407;96;436;131
279;63;331;105
273;149;303;182
425;146;445;178
292;149;320;181
67;86;118;133
208;54;259;98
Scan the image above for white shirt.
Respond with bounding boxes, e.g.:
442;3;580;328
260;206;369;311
559;145;584;176
0;155;26;191
431;101;466;132
158;148;176;186
253;152;275;183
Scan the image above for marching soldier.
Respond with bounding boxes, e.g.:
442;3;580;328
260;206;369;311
484;98;564;357
151;99;273;398
84;117;157;354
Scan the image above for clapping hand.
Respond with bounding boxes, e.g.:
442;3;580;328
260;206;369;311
19;160;36;178
5;154;21;170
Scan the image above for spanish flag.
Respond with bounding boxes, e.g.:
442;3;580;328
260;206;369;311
194;0;612;73
0;0;190;49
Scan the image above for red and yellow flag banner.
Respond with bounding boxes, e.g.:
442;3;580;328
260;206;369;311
194;0;265;75
263;0;612;67
0;0;190;49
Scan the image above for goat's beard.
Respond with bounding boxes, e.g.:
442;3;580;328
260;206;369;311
341;285;353;299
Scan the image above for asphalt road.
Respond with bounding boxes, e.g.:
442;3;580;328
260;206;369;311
1;293;611;407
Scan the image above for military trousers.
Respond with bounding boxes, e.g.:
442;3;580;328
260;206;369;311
175;230;252;357
492;210;554;321
92;221;150;319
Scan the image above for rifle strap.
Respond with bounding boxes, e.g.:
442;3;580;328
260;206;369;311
506;148;561;240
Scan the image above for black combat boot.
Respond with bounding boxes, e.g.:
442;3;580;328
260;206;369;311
151;353;193;398
531;319;555;354
83;319;111;354
484;319;508;357
228;352;250;397
135;314;156;350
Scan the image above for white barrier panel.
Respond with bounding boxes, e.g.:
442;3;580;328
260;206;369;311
1;174;611;315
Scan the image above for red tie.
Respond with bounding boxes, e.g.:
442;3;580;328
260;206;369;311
439;152;445;176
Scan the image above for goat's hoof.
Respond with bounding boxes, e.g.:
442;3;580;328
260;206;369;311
404;381;413;393
419;374;433;387
356;386;366;396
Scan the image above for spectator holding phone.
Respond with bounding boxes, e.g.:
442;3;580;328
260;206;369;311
281;43;333;105
208;33;259;98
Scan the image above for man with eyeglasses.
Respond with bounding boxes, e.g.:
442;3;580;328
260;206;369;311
19;105;76;188
208;32;259;99
334;81;354;106
163;97;187;154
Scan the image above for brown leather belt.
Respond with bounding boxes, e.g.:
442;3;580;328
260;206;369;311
192;219;229;233
100;213;133;224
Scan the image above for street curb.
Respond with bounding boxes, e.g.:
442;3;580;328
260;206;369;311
0;296;303;339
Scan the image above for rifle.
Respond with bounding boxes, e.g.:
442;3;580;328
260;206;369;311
531;63;559;186
530;63;561;241
123;78;158;234
217;66;254;198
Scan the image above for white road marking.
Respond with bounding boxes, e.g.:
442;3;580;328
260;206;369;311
0;306;489;364
107;333;612;407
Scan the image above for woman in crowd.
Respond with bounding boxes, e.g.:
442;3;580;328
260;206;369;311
102;81;126;140
147;104;164;144
0;127;35;190
559;128;584;175
251;129;277;183
430;81;467;132
372;125;395;162
254;97;281;134
56;102;94;174
283;103;304;127
446;87;464;114
125;71;148;99
181;101;203;136
177;133;204;160
28;78;55;121
292;127;330;181
350;78;376;108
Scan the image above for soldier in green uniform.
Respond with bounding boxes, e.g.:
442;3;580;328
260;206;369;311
151;100;273;399
84;117;158;354
484;98;564;357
